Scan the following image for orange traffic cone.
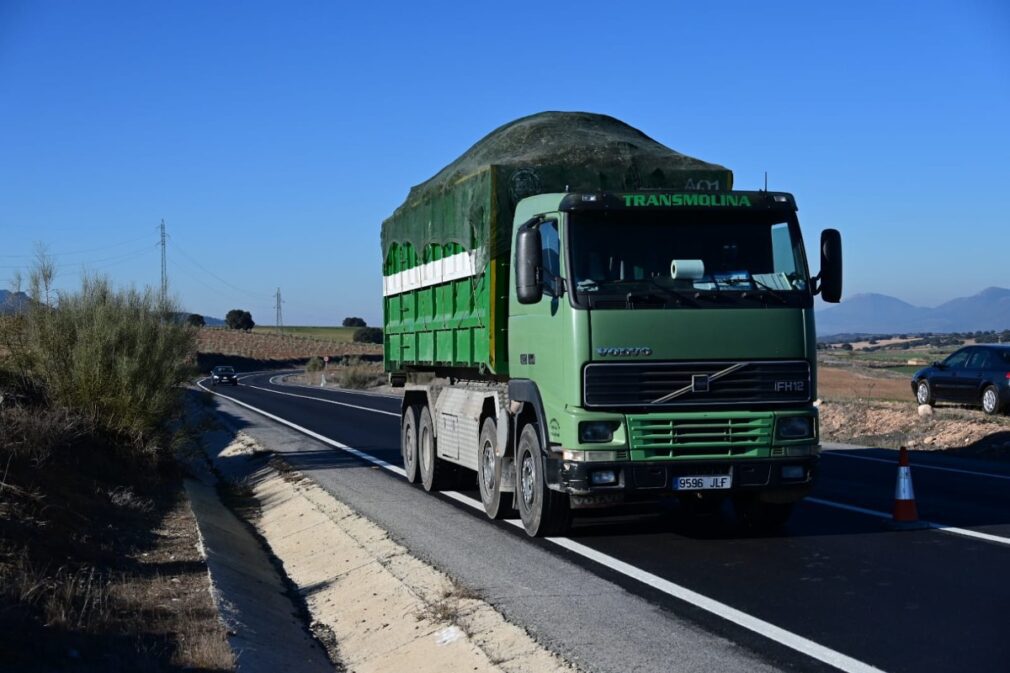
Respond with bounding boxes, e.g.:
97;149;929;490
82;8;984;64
891;446;927;529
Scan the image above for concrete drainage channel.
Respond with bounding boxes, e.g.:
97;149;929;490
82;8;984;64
189;408;577;673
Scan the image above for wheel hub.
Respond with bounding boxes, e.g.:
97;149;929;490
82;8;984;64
481;440;495;491
984;389;996;412
521;455;535;507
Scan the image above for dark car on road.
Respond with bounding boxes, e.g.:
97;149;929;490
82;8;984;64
210;366;238;386
911;344;1010;415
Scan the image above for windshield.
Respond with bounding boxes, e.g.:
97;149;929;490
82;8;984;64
568;210;810;309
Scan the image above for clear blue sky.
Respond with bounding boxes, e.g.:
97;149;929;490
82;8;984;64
2;1;1007;325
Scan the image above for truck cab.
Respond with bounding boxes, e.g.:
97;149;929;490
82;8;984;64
505;190;842;533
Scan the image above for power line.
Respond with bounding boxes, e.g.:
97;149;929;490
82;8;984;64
0;234;155;258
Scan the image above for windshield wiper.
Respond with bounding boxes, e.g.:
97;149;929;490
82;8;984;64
716;276;788;305
648;278;696;306
748;277;789;304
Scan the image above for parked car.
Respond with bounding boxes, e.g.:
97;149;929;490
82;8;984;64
210;366;238;386
911;345;1010;415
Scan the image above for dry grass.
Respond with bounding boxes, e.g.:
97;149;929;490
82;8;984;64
818;366;911;402
0;427;235;672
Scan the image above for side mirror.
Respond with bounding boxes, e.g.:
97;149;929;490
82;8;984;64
932;361;944;369
817;229;842;303
515;226;543;304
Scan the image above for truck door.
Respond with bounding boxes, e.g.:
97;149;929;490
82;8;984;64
509;215;567;436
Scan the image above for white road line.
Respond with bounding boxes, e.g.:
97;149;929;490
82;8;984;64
197;380;406;475
199;382;885;673
227;380;400;417
823;451;1010;481
806;497;1010;548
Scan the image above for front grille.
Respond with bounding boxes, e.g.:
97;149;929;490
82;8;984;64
627;415;772;458
584;360;810;408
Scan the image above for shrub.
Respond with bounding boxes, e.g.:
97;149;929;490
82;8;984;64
225;309;254;331
187;314;206;328
305;356;324;372
353;327;383;344
1;272;197;449
342;317;366;327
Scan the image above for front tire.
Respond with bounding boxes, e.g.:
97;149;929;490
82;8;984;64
401;404;419;483
981;385;1001;415
478;417;513;519
516;424;570;537
418;406;452;491
916;380;934;406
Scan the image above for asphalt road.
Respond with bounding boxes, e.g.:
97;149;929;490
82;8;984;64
199;372;1010;673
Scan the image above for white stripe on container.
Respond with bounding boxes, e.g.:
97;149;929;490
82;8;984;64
382;250;478;297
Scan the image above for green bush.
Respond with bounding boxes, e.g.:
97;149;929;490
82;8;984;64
305;356;324;372
1;273;197;449
353;327;383;344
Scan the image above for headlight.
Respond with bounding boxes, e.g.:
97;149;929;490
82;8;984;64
776;416;813;440
579;421;620;443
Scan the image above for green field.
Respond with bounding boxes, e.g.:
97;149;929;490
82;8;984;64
252;326;360;342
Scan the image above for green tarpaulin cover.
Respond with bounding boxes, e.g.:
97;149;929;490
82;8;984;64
381;111;733;271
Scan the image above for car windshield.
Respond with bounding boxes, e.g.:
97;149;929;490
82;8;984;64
568;210;810;308
216;367;234;373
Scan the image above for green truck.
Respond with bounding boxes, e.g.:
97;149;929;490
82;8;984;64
382;112;842;536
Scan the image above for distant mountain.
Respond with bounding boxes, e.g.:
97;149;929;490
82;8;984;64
817;287;1010;336
0;290;30;315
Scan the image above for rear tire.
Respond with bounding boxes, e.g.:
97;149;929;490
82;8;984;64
981;385;1001;415
478;417;513;519
915;379;934;406
516;424;570;537
734;496;794;532
401;404;419;483
418;406;452;491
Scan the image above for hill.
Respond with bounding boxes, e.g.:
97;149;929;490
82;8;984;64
817;287;1010;335
0;290;30;314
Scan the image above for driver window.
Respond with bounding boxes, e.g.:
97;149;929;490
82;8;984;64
944;349;972;369
540;220;561;295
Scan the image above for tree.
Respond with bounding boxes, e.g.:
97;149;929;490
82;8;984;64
225;309;255;331
342;317;367;327
353;327;383;344
840;343;854;351
187;313;206;328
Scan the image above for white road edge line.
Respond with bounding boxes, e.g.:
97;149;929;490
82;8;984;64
806;497;1010;547
230;380;400;417
198;379;885;673
823;451;1010;481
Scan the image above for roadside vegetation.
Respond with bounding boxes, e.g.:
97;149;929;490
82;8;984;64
0;264;234;671
816;338;1010;458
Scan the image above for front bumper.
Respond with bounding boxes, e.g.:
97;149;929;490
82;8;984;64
547;455;818;507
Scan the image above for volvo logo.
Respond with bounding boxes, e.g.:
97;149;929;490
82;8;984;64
596;346;653;357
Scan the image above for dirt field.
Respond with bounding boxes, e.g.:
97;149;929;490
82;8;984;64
818;366;912;402
197;327;381;363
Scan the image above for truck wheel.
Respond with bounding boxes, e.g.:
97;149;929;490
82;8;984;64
418;405;452;491
401;404;419;483
478;417;513;519
981;385;1001;415
516;424;570;537
734;496;794;532
916;380;934;406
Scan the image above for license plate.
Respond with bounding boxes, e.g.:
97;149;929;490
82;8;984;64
673;474;732;491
